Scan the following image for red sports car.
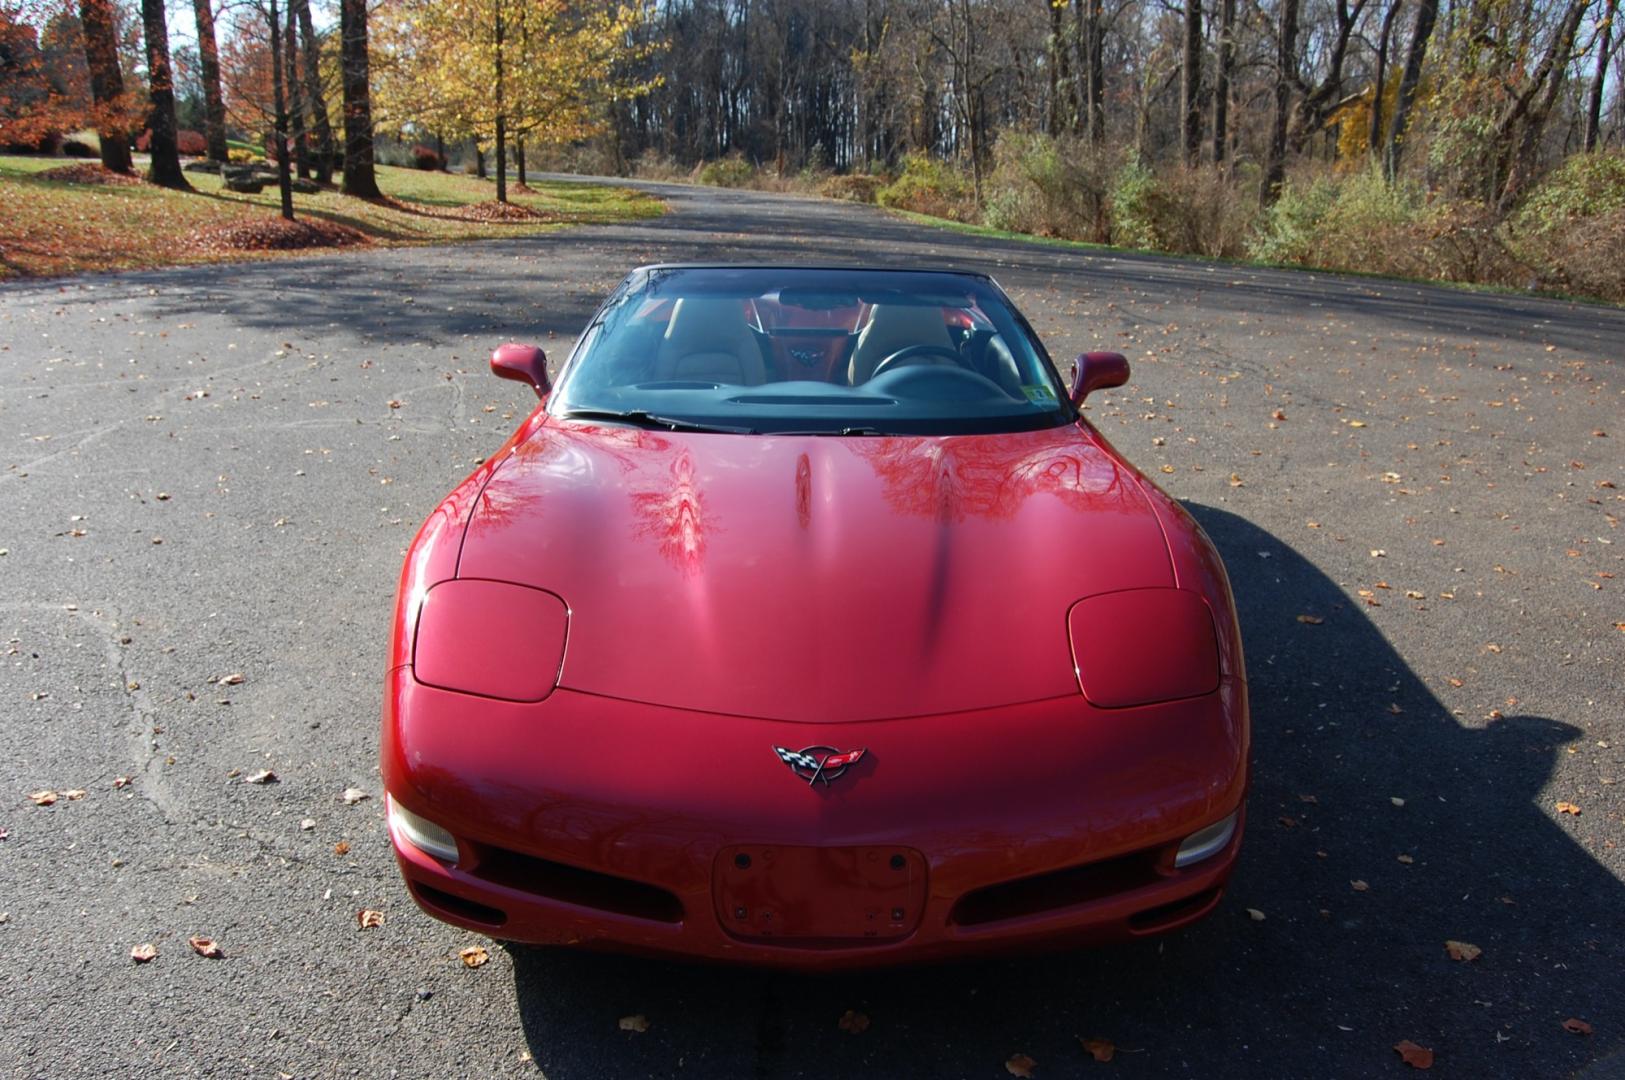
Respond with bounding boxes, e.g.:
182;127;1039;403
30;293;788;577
382;266;1247;969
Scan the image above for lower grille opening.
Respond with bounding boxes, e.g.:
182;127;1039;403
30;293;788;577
951;849;1164;927
472;844;684;924
1128;887;1221;932
414;883;508;927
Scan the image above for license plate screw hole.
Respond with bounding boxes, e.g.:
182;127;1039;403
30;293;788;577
891;907;905;921
734;853;752;870
890;854;906;871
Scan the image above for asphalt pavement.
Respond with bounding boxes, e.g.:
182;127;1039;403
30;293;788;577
1;178;1621;1078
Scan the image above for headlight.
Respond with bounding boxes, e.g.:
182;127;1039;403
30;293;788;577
412;578;568;701
387;794;460;863
1174;810;1239;868
1067;588;1220;708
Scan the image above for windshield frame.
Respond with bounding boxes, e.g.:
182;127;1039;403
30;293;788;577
544;266;1079;437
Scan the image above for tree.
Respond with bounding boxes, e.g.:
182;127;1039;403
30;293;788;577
1384;0;1437;178
339;0;379;197
191;0;228;160
1180;0;1201;164
1264;0;1299;201
291;0;332;182
1583;0;1616;151
1212;0;1234;162
374;0;655;202
77;0;133;171
141;0;190;188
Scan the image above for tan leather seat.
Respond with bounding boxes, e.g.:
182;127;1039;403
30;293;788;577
654;298;767;385
847;304;954;384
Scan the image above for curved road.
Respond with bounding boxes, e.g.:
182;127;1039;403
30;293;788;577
1;180;1621;1078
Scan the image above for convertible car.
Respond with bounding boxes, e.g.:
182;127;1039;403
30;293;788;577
382;265;1247;968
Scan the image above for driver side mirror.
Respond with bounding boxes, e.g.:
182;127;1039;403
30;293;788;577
491;342;549;397
1069;351;1130;406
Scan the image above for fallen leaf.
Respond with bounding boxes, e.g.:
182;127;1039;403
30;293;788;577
618;1014;649;1033
1391;797;1406;806
1556;801;1581;815
341;787;369;805
459;945;489;968
1351;879;1370;892
1562;1018;1592;1035
1159;464;1175;474
113;776;131;789
217;673;245;686
1247;908;1266;921
1394;1040;1434;1069
333;841;351;856
1349;419;1367;428
130;943;157;963
357;909;385;929
29;790;58;806
1080;1037;1115;1062
64;789;87;800
1445;940;1482;962
188;935;223;959
1297;614;1324;625
1005;1053;1037;1077
838;1009;870;1034
1398;854;1414;864
244;769;277;785
1229;473;1244;487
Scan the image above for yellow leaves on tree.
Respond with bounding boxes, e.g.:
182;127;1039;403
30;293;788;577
373;0;658;156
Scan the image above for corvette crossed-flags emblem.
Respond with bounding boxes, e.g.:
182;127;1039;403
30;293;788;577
772;745;867;786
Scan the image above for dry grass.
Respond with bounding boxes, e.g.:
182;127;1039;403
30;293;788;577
0;156;664;279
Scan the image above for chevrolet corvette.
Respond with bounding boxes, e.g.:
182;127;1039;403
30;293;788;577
382;265;1247;968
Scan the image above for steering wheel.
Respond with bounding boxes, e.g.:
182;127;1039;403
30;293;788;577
869;343;972;380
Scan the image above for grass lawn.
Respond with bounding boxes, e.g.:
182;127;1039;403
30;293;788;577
0;156;664;280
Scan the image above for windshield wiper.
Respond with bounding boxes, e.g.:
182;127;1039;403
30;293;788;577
558;408;755;435
765;426;893;437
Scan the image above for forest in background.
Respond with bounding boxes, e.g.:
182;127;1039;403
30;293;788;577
3;0;1622;298
561;0;1624;300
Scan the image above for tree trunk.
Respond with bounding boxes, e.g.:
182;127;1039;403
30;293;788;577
1181;0;1203;165
516;138;526;187
1046;0;1070;134
292;0;332;183
1213;0;1235;163
190;0;229;161
1584;0;1617;151
339;0;380;198
1385;0;1438;179
78;0;133;174
284;7;309;179
1369;0;1403;153
435;132;445;170
141;0;190;189
1264;0;1299;201
1087;0;1105;143
268;0;294;219
1496;0;1589;209
475;142;486;178
494;0;506;203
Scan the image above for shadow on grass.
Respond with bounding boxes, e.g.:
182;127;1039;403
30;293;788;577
501;505;1620;1079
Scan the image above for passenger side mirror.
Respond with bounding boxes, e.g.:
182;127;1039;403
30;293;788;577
1069;351;1130;406
491;343;549;397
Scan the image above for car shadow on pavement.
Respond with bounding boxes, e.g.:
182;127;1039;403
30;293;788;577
510;503;1621;1079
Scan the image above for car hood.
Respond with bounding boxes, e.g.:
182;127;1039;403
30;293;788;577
456;420;1174;722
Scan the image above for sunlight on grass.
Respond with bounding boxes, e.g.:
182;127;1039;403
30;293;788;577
0;158;663;279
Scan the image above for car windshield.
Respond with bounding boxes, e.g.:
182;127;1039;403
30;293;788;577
548;266;1073;436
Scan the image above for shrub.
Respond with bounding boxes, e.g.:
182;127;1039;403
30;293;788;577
176;129;207;156
819;173;886;203
876;152;974;221
1250;166;1424;269
983;131;1114;243
227;148;259;165
60;139;97;158
630;150;687;181
695;153;756;188
410;144;443;171
1107;161;1159;249
1507;152;1625;300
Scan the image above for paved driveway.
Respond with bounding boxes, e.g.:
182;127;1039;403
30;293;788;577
1;179;1620;1078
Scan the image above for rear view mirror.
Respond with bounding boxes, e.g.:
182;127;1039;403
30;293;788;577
1069;351;1130;406
491;342;549;397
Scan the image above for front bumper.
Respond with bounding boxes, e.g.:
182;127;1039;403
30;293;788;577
382;668;1248;970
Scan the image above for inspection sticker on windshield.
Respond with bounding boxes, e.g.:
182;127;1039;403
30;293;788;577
1022;384;1057;404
